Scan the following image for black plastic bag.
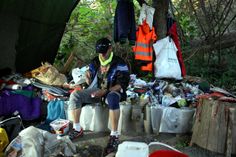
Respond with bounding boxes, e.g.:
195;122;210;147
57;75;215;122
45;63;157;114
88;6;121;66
0;116;24;141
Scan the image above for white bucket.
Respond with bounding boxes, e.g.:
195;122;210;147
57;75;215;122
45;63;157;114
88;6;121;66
115;141;149;157
108;103;135;134
144;105;153;134
90;105;109;132
150;106;163;134
79;104;109;132
159;107;195;133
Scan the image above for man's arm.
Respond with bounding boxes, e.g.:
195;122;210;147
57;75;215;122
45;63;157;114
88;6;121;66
86;57;99;85
85;70;91;85
115;70;130;94
91;84;122;98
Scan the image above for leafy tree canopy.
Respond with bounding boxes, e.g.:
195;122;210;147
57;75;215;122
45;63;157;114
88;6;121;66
55;0;236;92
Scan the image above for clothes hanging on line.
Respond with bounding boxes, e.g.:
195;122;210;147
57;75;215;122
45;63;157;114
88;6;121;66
167;17;186;77
133;20;157;72
138;3;155;30
114;0;136;45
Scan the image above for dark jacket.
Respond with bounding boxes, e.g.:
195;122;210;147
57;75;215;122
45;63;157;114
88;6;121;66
88;55;130;101
114;0;136;45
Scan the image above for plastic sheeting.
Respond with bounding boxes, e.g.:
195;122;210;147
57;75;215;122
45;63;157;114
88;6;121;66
0;0;79;72
151;106;195;134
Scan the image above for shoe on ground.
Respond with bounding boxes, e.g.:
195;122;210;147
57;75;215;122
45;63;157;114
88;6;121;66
69;128;83;140
104;136;119;155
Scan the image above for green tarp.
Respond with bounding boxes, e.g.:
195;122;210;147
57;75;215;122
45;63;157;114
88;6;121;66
0;0;79;73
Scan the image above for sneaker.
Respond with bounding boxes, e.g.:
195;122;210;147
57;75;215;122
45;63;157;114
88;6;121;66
104;136;119;155
69;128;83;140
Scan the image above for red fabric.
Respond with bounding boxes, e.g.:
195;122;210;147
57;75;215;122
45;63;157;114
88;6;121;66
219;96;236;102
0;79;16;85
168;22;186;77
69;87;82;93
196;92;225;100
196;93;236;103
141;20;151;34
42;90;59;101
149;150;189;157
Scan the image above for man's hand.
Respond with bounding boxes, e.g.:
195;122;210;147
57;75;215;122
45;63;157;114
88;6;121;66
91;89;107;98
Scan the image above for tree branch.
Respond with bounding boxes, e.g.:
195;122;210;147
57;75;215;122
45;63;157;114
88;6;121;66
216;0;234;35
183;32;236;56
189;0;207;37
208;0;218;24
221;14;236;36
200;0;215;36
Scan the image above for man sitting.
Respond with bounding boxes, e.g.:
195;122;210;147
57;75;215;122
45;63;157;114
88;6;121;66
67;37;130;154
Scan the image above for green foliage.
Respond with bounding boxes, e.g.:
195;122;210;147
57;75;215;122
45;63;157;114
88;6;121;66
185;48;236;92
179;16;198;41
55;0;115;69
55;0;143;71
175;139;189;149
172;0;199;42
55;0;236;93
173;0;236;92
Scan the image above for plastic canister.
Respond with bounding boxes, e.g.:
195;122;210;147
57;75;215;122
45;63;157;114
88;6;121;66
144;105;153;134
159;107;195;133
90;105;109;132
115;141;149;157
150;106;163;134
108;103;134;134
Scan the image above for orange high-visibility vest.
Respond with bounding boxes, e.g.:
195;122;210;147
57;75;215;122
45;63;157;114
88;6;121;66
133;20;157;71
141;62;152;71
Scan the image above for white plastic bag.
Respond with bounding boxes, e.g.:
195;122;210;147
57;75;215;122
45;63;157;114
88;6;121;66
79;104;109;132
151;106;195;134
71;66;89;85
79;105;94;130
16;126;76;157
153;37;182;80
160;107;195;133
138;4;155;30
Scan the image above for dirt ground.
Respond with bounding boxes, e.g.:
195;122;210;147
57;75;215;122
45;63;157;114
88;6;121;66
71;131;227;157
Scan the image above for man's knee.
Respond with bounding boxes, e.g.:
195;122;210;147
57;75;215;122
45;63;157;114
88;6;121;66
107;92;120;110
68;91;82;110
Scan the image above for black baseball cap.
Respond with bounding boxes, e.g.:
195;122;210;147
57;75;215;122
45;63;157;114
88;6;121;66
95;38;111;54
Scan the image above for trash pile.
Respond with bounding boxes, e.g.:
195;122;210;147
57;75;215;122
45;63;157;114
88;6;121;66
127;74;236;108
1;63;236;157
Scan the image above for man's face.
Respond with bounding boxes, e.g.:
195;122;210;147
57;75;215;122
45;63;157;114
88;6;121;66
99;47;111;60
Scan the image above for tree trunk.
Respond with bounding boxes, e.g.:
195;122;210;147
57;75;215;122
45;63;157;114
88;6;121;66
191;98;236;155
152;0;170;40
